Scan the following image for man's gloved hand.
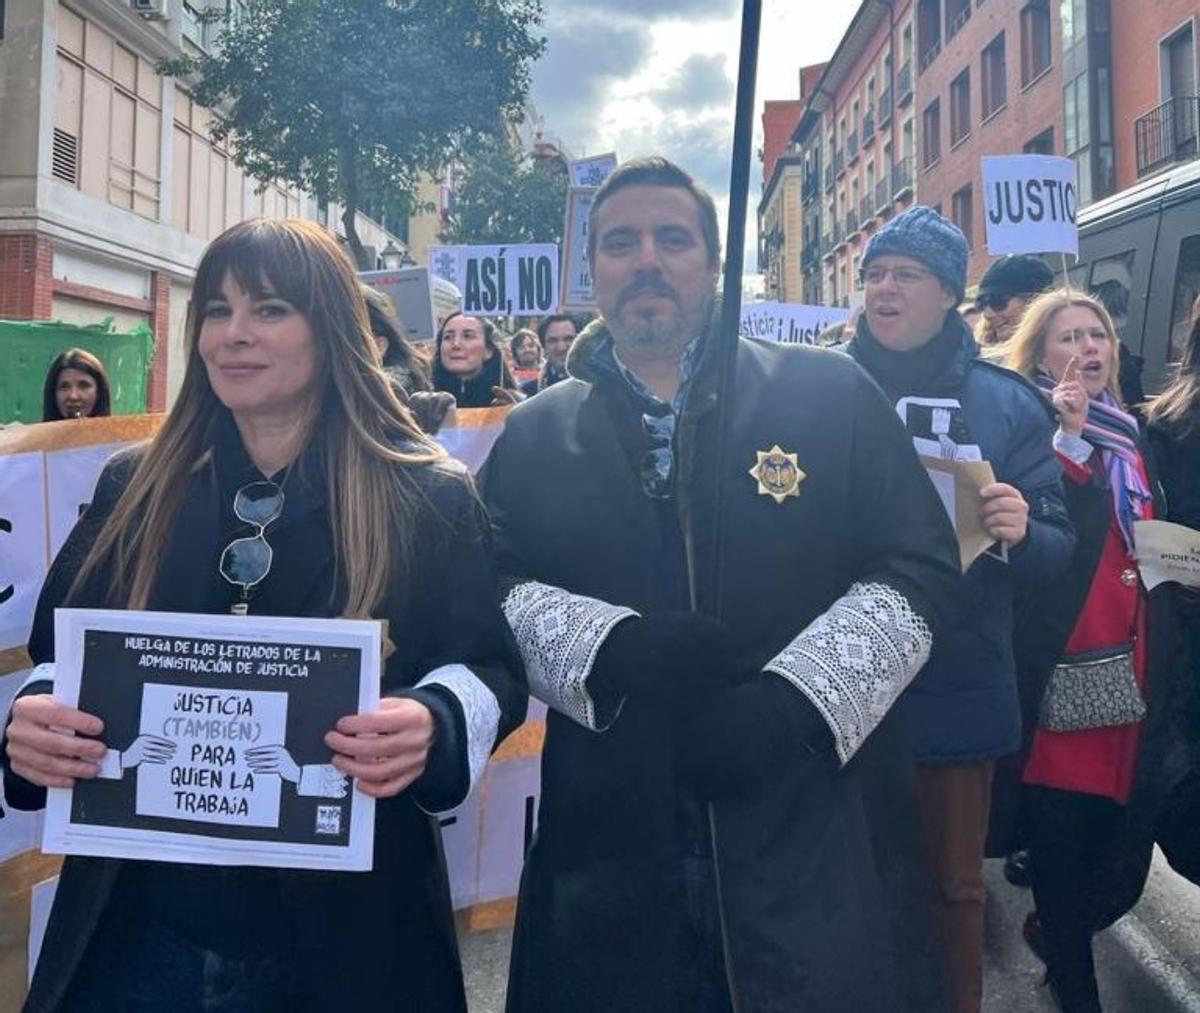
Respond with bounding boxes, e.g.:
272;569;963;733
677;676;834;800
590;612;745;705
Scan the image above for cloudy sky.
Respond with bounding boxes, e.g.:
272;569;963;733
528;0;860;288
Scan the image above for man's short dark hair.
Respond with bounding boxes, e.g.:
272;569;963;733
537;314;578;345
586;157;722;269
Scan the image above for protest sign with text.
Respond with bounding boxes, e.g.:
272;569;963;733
560;187;597;312
43;609;380;871
739;301;851;345
982;154;1079;256
428;244;559;317
359;266;437;343
568;153;617;188
1135;520;1200;590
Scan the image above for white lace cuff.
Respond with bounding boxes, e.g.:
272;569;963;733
1053;428;1093;465
416;663;501;796
297;764;348;798
502;581;637;730
763;582;932;765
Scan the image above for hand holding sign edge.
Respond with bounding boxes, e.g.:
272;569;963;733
325;697;434;799
6;694;106;789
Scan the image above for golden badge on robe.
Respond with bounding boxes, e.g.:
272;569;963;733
749;445;805;504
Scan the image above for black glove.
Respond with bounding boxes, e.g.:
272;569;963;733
677;676;834;800
589;612;745;705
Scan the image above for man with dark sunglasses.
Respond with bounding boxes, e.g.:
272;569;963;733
480;157;961;1013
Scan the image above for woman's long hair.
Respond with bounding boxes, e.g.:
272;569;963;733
74;218;446;616
1002;288;1122;402
363;286;432;394
431;311;517;392
1146;296;1200;437
42;348;112;421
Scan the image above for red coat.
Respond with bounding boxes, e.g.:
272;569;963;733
1023;451;1154;803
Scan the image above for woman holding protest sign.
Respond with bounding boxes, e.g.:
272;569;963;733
3;218;525;1013
432;311;524;408
1000;289;1184;1012
41;347;112;421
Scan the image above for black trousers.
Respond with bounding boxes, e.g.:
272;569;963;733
1157;771;1200;886
1028;786;1123;1013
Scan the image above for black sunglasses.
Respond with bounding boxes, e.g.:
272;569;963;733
219;481;285;608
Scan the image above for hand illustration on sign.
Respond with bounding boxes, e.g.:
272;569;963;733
245;744;348;799
95;734;178;779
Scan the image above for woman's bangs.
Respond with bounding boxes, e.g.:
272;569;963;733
192;222;315;317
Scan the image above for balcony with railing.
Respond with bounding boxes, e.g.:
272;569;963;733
803;170;819;203
821;229;834;256
919;40;941;74
946;2;971;42
898;63;913;104
860;194;874;223
824;164;835;192
847;131;859;163
833;219;846;246
834;148;845;177
1135;95;1200;178
892;156;914;198
846;209;860;235
863;112;875;146
879;87;893;126
875;178;891;214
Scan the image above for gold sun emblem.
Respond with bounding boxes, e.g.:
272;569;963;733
749;445;805;504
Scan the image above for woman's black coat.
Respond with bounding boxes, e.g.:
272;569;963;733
2;418;525;1012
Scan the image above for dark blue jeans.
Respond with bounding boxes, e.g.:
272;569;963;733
64;924;296;1013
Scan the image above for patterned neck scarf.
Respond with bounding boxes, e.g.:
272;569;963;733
1035;370;1151;552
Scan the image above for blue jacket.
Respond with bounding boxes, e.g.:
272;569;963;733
847;316;1075;763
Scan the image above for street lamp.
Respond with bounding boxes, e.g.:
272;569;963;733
380;240;404;271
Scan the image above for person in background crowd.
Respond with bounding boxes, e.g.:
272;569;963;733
1144;293;1200;886
974;255;1055;347
3;218;524;1012
481;156;961;1013
960;303;982;336
520;314;578;396
511;329;543;371
432;312;523;408
1003;289;1184;1013
42;347;112;421
362;286;432;397
362;285;458;435
846;206;1074;1013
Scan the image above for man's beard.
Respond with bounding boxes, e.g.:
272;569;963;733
605;281;714;352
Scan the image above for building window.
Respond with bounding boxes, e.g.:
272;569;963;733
1020;1;1052;85
1064;70;1091;201
0;1;6;41
950;69;971;146
1060;0;1087;54
1024;127;1055;154
945;0;971;41
922;99;941;168
951;184;973;247
981;33;1006;119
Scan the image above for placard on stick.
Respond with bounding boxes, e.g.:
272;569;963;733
982;154;1079;257
561;188;597;312
43;609;380;871
428;244;560;317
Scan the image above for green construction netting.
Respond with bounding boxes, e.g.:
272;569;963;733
0;317;155;423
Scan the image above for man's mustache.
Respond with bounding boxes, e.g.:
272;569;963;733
616;278;678;310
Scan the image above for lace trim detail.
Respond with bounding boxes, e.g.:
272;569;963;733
502;581;637;730
417;664;501;796
764;582;932;764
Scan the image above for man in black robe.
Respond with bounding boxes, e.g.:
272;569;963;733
480;157;961;1013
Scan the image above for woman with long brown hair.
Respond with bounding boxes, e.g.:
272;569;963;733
42;347;112;421
3;218;524;1012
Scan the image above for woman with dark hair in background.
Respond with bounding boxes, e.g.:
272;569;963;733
4;218;524;1012
1145;293;1200;887
361;286;432;397
432;311;522;408
42;347;112;421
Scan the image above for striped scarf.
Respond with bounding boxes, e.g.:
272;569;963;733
1035;370;1151;552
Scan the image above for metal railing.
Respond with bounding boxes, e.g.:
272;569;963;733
876;178;891;213
863;113;875;145
879;87;893;125
1135;95;1200;178
860;194;874;222
834;148;845;177
846;209;860;235
824;165;835;192
847;131;859;161
822;230;834;252
919;40;942;74
892;156;914;197
898;62;913;103
946;3;971;42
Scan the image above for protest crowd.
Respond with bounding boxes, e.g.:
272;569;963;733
1;149;1200;1013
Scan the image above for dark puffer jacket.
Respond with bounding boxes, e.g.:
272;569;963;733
847;315;1075;763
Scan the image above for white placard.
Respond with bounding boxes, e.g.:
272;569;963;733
569;153;617;188
0;451;49;655
982;155;1079;256
1135;520;1200;590
359;266;438;343
428;243;560;317
739;301;851;345
45;442;123;557
43;609;380;872
561;187;597;312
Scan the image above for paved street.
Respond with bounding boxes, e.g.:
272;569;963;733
461;852;1200;1012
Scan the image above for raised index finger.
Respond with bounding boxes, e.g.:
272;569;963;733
1063;356;1081;384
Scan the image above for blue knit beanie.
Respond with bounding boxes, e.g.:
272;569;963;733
861;205;968;302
